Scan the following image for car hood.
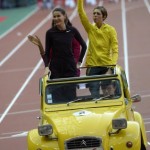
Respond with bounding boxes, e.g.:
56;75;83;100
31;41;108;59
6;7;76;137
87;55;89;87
44;105;124;138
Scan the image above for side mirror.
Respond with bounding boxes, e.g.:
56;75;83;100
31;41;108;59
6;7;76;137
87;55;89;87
131;94;141;103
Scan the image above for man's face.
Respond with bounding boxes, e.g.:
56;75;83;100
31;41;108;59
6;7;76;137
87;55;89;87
102;84;116;96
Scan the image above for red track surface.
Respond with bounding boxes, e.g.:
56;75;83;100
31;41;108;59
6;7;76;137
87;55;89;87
0;1;150;149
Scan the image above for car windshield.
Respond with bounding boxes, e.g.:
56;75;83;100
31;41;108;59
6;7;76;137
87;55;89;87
45;79;121;104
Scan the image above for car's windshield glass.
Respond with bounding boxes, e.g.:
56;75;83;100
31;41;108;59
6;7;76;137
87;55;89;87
45;79;121;104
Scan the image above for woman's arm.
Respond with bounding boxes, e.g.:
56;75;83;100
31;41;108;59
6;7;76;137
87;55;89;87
28;35;45;55
110;27;119;65
77;0;91;32
28;34;50;75
44;30;52;67
28;35;46;64
73;27;87;63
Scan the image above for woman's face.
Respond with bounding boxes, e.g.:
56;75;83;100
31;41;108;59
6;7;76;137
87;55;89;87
53;11;66;27
93;9;103;24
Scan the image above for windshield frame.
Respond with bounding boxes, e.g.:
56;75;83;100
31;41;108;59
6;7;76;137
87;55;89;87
45;74;122;105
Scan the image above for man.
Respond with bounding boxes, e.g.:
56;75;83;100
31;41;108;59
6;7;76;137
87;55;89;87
101;80;117;97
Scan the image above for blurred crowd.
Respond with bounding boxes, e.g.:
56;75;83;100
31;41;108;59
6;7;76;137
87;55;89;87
37;0;97;9
0;0;137;9
37;0;137;9
0;0;36;8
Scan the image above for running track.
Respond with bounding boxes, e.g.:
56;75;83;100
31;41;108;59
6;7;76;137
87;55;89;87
0;0;150;149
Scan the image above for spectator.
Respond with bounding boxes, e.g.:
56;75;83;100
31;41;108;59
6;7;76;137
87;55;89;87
37;0;43;9
86;0;97;6
65;0;76;8
45;0;54;9
53;0;64;7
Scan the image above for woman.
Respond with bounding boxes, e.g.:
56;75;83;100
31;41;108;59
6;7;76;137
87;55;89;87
28;25;81;77
77;0;118;75
44;7;86;79
49;19;81;77
77;0;118;98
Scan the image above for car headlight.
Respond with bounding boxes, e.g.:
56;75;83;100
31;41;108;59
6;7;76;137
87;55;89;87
112;118;127;129
38;124;53;136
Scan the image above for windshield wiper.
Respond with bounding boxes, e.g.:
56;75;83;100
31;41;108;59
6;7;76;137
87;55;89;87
94;95;111;103
67;97;92;106
67;95;112;106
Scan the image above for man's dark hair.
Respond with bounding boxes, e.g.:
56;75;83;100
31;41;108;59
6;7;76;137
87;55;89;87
101;80;115;89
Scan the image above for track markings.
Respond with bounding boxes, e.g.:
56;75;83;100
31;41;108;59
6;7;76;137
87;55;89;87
0;7;38;40
0;10;52;66
0;131;28;140
0;59;43;123
144;0;150;13
0;7;78;123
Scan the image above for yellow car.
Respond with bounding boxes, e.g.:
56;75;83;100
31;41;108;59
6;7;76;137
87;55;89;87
27;65;147;150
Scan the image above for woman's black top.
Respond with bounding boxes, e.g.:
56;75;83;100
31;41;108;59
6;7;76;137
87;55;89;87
44;25;87;78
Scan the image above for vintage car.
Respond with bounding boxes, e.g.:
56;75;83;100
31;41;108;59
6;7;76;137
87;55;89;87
27;65;147;150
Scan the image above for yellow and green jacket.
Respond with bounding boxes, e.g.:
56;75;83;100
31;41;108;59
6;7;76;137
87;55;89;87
77;0;118;66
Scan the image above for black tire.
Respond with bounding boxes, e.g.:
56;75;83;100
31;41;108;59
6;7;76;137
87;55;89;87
141;135;146;150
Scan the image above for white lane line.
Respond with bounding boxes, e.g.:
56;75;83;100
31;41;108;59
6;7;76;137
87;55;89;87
144;118;150;121
2;131;27;135
144;0;150;13
0;36;29;66
0;7;78;124
0;59;43;123
0;6;78;66
129;53;150;59
142;95;150;99
0;132;28;140
69;7;77;21
119;53;150;61
0;10;52;67
0;109;39;117
145;122;150;125
121;0;130;89
0;7;38;40
0;66;43;74
126;3;145;12
120;1;149;90
11;131;28;137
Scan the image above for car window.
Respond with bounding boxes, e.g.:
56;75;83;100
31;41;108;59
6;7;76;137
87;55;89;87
45;79;122;104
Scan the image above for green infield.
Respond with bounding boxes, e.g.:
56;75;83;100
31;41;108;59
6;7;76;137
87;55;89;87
0;5;37;37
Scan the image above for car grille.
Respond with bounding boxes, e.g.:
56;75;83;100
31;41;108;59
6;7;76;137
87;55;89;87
65;136;102;149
